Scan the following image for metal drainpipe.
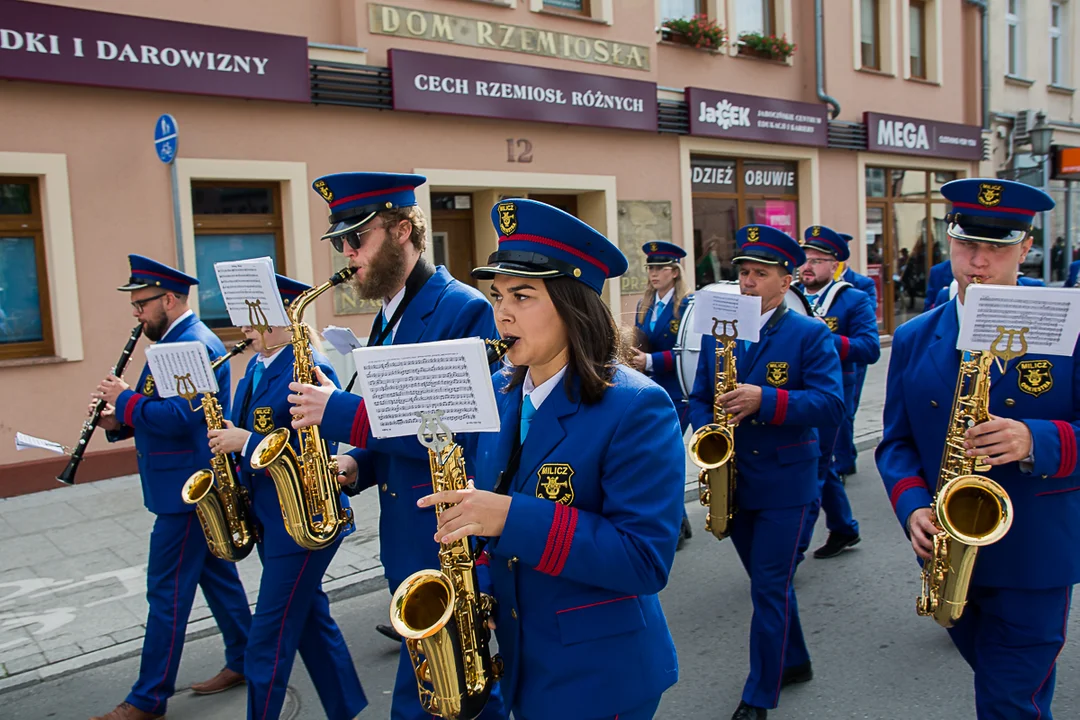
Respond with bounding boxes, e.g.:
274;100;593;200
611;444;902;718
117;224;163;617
815;0;840;119
965;0;990;130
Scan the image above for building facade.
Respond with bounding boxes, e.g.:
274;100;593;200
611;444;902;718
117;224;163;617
0;0;984;490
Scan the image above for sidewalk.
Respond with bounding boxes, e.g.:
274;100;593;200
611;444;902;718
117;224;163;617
0;348;890;694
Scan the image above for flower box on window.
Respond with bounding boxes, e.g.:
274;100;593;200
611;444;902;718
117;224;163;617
660;15;727;52
737;31;796;61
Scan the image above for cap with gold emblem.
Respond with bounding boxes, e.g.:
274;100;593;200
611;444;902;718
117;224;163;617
117;254;198;293
311;172;427;241
801;224;850;262
642;241;687;266
941;178;1055;245
732;224;806;274
471;198;628;294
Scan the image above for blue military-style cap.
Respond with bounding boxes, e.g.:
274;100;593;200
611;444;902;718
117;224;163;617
472;199;628;294
642;241;687;266
941;178;1055;245
838;232;853;243
732;225;806;274
117;254;199;294
275;274;311;308
801;225;850;263
311;172;427;240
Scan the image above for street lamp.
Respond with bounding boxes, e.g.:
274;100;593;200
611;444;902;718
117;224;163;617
1030;111;1054;162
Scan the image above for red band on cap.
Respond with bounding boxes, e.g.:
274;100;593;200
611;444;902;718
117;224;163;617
951;201;1037;217
745;240;799;266
328;185;414;209
500;234;609;273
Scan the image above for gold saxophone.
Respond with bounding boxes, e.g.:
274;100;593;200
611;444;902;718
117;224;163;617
250;267;358;551
181;339;256;562
917;345;1015;627
689;318;739;540
389;338;515;720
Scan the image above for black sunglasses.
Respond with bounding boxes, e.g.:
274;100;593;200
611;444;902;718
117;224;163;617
329;223;385;254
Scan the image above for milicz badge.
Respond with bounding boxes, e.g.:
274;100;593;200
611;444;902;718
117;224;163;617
253;407;275;435
1017;359;1053;397
747;226;760;242
978;183;1003;207
498;202;518;236
811;226;821;237
766;362;789;387
823;317;839;332
314;180;334;203
669;319;679;334
536;463;575;506
143;375;156;396
649;242;658;252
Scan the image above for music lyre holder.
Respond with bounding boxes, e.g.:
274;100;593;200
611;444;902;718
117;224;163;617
989;326;1029;373
174;373;199;412
712;317;739;346
416;410;453;456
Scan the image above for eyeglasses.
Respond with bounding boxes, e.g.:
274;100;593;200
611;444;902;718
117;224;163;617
329;223;386;254
802;259;834;267
131;293;168;312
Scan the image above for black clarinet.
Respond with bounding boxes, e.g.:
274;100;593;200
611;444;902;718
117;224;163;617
57;324;144;485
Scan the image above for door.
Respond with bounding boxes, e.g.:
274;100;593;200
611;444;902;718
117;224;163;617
529;194;579;217
431;213;477;288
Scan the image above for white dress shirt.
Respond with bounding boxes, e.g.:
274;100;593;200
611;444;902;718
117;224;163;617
643;288;676;373
523;365;568;410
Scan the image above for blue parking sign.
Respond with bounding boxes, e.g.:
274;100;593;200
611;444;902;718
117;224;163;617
154;114;178;164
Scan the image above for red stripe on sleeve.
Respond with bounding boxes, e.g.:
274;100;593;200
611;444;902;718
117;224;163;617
889;476;930;511
536;504;568;575
349;400;370;449
476;550;490;567
840;336;850;361
1053;420;1077;478
550;507;578;576
123;394;143;427
663;351;674;372
770;389;788;425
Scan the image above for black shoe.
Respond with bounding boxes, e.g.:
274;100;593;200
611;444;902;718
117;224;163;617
376;624;403;642
731;701;768;719
813;532;861;559
781;661;813;687
676;516;692;551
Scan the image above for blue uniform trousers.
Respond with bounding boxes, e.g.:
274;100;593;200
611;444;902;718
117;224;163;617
127;512;251;715
833;365;867;475
798;425;860;563
947;586;1072;720
515;696;661;720
246;540;366;720
730;505;811;710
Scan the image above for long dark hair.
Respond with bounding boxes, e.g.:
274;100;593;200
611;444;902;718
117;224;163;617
505;277;622;405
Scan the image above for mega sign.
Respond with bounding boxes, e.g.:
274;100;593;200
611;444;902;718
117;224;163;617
864;112;982;161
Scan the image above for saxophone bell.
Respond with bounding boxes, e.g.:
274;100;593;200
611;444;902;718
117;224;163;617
688;424;734;469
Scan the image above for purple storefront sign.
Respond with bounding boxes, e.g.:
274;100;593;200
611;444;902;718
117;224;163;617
865;112;982;161
390;49;658;132
0;0;309;102
686;88;827;147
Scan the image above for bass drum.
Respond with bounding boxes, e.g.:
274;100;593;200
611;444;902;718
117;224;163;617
675;282;811;401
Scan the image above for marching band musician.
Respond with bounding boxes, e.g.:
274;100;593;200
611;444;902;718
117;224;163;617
689;226;845;720
795;226;880;561
89;256;251;720
205;274;366;720
628;240;694;549
877;179;1080;720
285;172;507;720
417;199;683;720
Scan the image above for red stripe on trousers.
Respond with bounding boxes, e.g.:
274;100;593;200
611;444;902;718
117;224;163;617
1030;588;1071;719
263;552;312;720
149;514;194;715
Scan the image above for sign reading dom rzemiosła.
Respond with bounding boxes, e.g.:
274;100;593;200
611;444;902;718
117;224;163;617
370;4;650;71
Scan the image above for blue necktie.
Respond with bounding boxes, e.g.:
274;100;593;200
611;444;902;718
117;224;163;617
520;394;537;444
251;361;266;392
650;301;665;332
376;312;393;345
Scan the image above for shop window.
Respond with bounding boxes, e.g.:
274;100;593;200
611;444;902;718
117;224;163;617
192;182;285;330
909;0;926;79
861;0;881;69
0;177;53;360
661;0;705;21
690;156;798;290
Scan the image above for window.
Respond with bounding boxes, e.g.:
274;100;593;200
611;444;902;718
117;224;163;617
661;0;704;21
1051;1;1066;85
909;0;926;78
1007;0;1024;76
860;0;881;70
543;0;590;15
191;182;285;330
0;177;53;360
738;0;777;36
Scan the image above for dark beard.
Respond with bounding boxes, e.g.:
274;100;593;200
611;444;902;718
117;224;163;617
142;314;169;342
351;236;407;300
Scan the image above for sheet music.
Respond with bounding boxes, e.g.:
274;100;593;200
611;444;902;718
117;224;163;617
352;337;499;439
214;257;290;328
145;342;219;397
15;432;68;456
958;284;1080;357
691;290;762;343
322;325;366;356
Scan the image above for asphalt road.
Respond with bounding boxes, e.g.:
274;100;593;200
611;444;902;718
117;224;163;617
5;451;1080;719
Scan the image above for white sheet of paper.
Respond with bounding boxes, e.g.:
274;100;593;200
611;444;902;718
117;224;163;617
15;432;68;455
322;325;366;356
691;289;762;343
352;337;499;439
213;257;290;328
145;342;219;398
958;284;1080;357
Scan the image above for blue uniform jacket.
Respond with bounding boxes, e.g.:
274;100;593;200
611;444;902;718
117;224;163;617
842;266;877;310
232;345;351;559
109;313;230;516
925;260;952;311
1067;259;1080;288
477;367;682;720
807;284;881;396
876;299;1080;588
689;308;845;509
320;267;498;585
634;294;692;406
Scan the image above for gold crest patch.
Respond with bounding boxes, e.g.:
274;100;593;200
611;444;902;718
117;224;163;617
747;226;760;242
498;202;518;236
535;463;575;506
649;242;658;252
669;319;679;334
253;407;275;435
978;183;1003;207
143;375;155;396
1017;359;1053;398
823;316;839;332
811;226;821;237
766;362;789;387
314;179;333;202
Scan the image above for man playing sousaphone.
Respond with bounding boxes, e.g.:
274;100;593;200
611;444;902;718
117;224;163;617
877;178;1080;720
